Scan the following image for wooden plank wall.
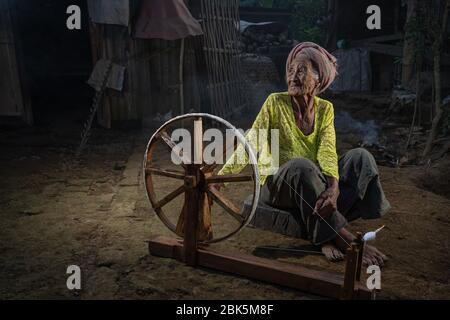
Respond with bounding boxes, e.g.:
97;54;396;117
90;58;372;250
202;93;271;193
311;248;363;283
0;0;32;124
89;27;202;129
89;22;148;128
87;0;216;129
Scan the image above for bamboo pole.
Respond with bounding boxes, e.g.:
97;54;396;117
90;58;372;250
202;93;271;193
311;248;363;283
179;38;185;115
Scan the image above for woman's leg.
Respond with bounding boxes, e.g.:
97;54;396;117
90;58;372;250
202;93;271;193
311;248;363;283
336;148;390;266
260;158;347;247
337;148;391;221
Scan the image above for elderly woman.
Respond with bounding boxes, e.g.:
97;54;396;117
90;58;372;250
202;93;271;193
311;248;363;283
219;42;390;266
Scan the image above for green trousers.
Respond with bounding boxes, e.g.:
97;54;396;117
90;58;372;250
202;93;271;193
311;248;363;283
257;148;391;245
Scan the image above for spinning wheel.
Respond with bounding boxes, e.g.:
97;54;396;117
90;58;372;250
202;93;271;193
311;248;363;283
144;113;259;248
144;113;374;300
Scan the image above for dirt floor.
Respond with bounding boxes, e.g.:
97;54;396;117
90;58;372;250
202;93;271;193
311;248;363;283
0;94;449;300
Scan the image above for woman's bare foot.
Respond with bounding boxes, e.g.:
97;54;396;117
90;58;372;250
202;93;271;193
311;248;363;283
327;227;388;267
321;243;344;261
362;244;388;267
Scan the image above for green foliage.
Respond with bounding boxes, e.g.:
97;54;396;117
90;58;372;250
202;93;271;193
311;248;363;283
404;12;428;64
260;0;274;8
240;0;328;44
285;0;328;45
406;1;450;138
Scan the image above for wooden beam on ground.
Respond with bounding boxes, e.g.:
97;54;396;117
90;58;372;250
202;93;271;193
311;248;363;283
351;33;403;46
148;236;373;300
364;43;403;57
350;36;450;65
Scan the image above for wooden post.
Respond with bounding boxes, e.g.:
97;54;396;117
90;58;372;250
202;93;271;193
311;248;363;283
182;118;202;265
179;38;185;115
183;169;199;266
194;117;203;164
341;232;369;299
341;243;359;299
355;232;364;282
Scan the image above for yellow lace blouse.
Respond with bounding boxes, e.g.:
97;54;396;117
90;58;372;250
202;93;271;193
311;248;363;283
218;92;339;185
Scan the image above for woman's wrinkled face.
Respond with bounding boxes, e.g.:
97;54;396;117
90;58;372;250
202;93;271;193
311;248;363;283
287;55;319;97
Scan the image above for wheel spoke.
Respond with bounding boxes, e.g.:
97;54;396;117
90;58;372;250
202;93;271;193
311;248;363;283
206;174;253;184
201;139;237;173
158;130;191;164
207;186;244;223
155;185;186;209
146;166;185;180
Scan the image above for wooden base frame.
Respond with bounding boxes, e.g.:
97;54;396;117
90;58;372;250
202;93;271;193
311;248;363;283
148;235;372;300
145;114;374;300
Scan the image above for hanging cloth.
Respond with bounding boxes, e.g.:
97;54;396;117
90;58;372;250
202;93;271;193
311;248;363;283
134;0;203;40
87;0;130;27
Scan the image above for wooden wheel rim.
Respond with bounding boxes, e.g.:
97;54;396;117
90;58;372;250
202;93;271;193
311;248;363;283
143;113;260;244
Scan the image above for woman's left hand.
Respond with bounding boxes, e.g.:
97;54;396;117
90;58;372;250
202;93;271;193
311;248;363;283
314;185;339;219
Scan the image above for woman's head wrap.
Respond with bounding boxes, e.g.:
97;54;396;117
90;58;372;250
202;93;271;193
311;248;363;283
286;42;337;94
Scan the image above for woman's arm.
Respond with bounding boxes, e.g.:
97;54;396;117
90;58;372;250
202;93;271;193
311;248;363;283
316;102;339;180
315;102;340;218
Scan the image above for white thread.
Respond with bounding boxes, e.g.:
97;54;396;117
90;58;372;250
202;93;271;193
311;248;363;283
363;225;385;242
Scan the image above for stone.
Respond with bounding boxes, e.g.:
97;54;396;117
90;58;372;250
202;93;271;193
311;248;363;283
20;208;43;216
